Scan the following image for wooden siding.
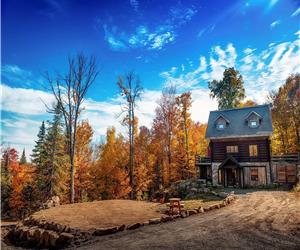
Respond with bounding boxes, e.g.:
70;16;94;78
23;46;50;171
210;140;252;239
243;166;267;186
211;138;271;162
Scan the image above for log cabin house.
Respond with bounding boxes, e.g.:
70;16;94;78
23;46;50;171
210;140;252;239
200;104;274;188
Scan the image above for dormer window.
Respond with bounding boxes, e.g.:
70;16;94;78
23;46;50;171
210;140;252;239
245;111;262;128
215;115;229;130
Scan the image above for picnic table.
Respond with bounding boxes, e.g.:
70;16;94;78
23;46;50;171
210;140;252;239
167;198;184;215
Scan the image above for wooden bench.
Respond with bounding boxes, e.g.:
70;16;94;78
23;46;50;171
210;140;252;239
167;198;184;215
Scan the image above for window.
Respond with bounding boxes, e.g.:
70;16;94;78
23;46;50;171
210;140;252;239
249;145;258;157
251;168;259;181
226;145;238;153
249;120;258;128
217;124;225;130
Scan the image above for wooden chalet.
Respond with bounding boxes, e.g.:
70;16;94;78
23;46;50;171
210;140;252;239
199;104;274;188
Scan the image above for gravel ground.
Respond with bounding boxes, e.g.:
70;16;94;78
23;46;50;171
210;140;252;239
77;191;300;250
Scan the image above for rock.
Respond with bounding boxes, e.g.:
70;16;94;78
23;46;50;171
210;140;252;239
203;188;210;193
52;196;60;206
33;228;44;244
118;224;126;231
93;227;119;236
203;207;211;212
211;191;218;196
149;218;161;224
218;192;228;198
49;231;59;247
180;211;187;218
172;214;181;219
57;232;74;247
127;223;142;230
187;210;198;216
19;226;29;241
161;215;173;222
41;230;50;248
190;188;198;192
198;206;204;213
220;202;225;208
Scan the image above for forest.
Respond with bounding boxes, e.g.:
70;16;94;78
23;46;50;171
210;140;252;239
1;55;299;219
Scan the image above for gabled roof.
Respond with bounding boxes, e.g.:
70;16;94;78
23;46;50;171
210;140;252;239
205;104;273;139
245;111;262;121
218;156;242;169
214;114;230;124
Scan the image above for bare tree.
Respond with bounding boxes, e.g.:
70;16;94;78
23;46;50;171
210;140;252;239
117;72;143;200
45;53;98;203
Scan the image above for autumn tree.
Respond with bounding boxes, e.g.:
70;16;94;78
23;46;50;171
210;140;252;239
46;53;98;203
117;71;143;199
74;120;94;202
92;127;130;199
270;74;300;154
175;92;193;179
209;67;245;109
153;85;178;185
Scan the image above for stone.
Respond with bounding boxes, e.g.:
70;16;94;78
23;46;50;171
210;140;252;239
33;228;44;243
187;210;198;216
190;188;198;192
118;224;126;231
203;188;210;193
41;230;50;248
49;231;59;247
198;207;204;213
180;211;187;218
127;223;142;230
172;214;181;219
52;196;60;206
161;215;173;222
93;227;119;236
149;218;161;224
218;192;228;198
57;232;74;247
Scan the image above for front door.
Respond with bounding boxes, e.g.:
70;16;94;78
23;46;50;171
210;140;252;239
226;168;236;187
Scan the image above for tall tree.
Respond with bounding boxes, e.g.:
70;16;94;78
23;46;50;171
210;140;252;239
153;85;178;185
20;149;27;165
176;92;193;179
43;103;68;200
117;71;143;199
46;53;98;203
92;127;130;200
74;120;94;202
270;74;300;154
31;121;46;167
209;67;245;109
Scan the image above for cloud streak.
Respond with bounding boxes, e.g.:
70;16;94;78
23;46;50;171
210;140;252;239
103;5;197;51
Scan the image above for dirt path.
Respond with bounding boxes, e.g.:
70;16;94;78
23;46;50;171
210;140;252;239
77;191;300;250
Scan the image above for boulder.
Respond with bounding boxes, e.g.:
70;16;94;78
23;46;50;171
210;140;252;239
190;188;198;192
180;211;187;218
49;231;59;247
198;207;204;213
161;215;173;222
187;210;198;216
218;192;228;198
149;218;161;224
127;223;142;230
57;232;74;247
118;224;126;231
52;196;60;206
93;227;119;236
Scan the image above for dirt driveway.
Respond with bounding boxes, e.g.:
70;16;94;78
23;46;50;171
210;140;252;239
77;191;300;250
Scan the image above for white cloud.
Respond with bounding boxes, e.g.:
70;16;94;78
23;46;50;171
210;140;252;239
159;31;300;103
1;84;54;115
103;5;197;51
291;7;300;17
270;20;280;28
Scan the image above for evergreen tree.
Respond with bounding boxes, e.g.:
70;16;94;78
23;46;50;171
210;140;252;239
44;103;68;199
31;121;46;166
20;149;27;164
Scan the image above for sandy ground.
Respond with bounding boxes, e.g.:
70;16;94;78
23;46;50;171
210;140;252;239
77;191;300;250
32;200;162;230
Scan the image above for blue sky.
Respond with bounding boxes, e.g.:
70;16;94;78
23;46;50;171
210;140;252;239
1;0;300;158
